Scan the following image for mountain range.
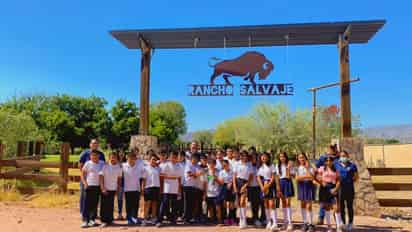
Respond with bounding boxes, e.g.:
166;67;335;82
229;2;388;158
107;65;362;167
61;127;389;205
362;124;412;143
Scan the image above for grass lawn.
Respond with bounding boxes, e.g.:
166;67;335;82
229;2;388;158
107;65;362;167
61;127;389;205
41;154;79;163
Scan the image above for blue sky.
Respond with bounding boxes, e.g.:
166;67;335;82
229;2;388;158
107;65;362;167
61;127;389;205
1;0;411;132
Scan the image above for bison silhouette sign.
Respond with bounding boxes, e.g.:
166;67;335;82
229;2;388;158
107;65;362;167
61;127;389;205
209;51;274;85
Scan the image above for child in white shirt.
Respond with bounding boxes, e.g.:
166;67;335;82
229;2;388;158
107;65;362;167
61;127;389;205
206;159;224;225
142;154;161;225
122;151;144;225
81;151;105;228
158;151;183;227
99;152;122;227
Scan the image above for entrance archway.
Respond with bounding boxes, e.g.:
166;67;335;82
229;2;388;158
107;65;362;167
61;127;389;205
110;20;386;216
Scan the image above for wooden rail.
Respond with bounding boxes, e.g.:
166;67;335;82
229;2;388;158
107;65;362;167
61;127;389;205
378;199;412;207
368;168;412;176
373;183;412;191
368;167;412;207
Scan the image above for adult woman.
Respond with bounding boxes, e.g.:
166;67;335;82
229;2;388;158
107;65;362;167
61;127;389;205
336;151;358;231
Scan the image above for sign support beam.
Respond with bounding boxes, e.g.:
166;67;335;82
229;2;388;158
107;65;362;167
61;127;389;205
139;37;151;136
339;25;352;138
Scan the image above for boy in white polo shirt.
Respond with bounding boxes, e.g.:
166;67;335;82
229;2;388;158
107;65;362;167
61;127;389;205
99;152;122;227
122;152;144;225
81;151;105;228
183;154;202;223
142;154;161;226
157;151;183;227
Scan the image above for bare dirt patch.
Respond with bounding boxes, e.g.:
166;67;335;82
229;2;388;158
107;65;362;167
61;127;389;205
0;202;411;232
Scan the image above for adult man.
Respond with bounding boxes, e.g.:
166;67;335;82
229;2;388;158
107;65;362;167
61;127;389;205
79;139;105;216
185;141;200;160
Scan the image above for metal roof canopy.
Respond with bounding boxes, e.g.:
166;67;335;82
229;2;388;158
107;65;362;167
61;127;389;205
110;20;385;49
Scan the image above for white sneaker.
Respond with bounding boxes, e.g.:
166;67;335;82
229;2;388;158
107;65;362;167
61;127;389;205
347;223;353;231
271;223;280;231
239;220;247;229
87;220;96;227
286;224;293;231
255;220;262;227
131;217;138;224
266;221;273;230
80;222;89;228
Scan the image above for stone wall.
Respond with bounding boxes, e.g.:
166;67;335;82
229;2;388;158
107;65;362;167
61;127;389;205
341;137;381;217
130;135;158;159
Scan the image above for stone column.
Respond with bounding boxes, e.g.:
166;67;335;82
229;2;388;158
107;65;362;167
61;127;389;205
340;137;380;217
130;135;158;159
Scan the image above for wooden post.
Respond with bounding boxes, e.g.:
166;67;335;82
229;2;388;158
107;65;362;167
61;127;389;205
139;37;152;136
17;141;26;157
339;25;352;137
0;142;4;173
311;90;317;158
28;141;34;156
60;143;70;193
34;141;44;156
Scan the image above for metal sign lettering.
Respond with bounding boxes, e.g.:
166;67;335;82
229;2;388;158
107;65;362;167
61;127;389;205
188;51;294;96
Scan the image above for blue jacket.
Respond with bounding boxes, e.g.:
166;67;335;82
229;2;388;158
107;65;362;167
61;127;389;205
79;149;105;164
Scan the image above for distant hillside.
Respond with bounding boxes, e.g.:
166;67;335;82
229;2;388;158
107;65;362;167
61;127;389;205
180;129;215;143
180;132;194;142
182;125;412;144
362;124;412;143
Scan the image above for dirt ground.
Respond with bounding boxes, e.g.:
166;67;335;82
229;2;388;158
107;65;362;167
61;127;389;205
0;202;410;232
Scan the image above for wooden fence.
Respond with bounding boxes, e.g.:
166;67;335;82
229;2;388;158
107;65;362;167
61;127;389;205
0;142;80;193
368;167;412;207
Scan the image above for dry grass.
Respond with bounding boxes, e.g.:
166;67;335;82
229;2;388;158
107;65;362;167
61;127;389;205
0;190;23;202
0;189;79;208
28;192;79;208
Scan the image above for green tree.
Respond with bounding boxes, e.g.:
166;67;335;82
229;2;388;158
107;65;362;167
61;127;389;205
212;103;361;156
110;100;140;148
192;130;214;146
0;109;43;158
49;95;112;149
1;94;112;151
213;117;252;147
150;101;187;145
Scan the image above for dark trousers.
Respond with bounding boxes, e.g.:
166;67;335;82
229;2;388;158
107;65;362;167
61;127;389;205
125;191;140;220
100;191;116;223
117;186;124;215
340;187;355;224
176;187;184;218
80;181;86;215
160;193;178;222
248;186;261;221
83;186;100;222
195;188;204;220
183;186;197;221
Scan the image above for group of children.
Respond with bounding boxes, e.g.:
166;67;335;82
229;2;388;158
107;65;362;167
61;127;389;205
80;144;358;232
